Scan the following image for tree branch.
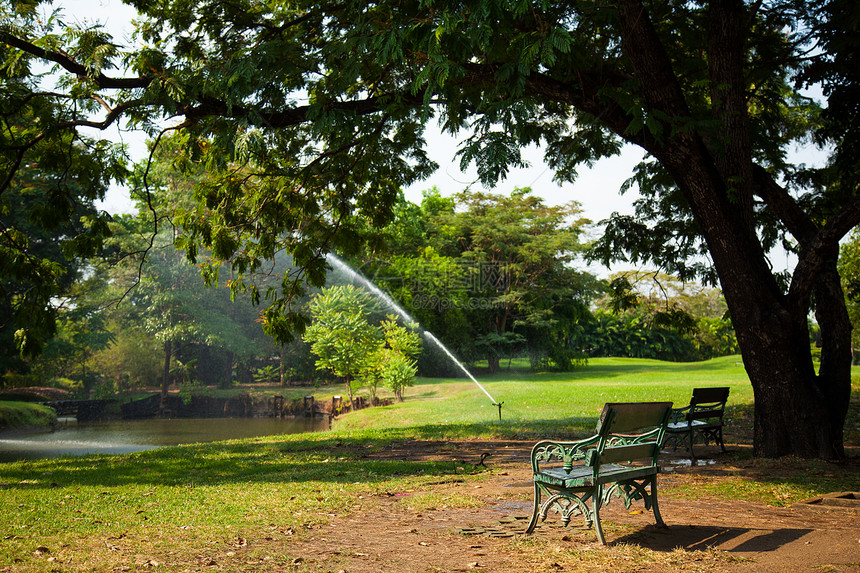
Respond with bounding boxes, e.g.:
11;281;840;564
0;99;145;196
751;164;817;242
459;62;644;148
0;32;152;90
176;92;421;129
788;194;860;313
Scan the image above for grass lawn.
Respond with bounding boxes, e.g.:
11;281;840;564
334;355;756;439
0;356;857;572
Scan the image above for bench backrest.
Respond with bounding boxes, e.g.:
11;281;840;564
590;402;673;466
687;386;730;422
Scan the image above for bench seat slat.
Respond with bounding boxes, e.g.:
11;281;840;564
667;420;719;430
535;464;659;488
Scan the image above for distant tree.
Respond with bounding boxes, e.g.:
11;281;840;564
106;212;271;405
838;230;860;361
359;246;472;377
87;324;162;391
30;269;115;392
365;188;592;372
580;272;738;361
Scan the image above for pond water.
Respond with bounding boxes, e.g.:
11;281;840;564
0;416;329;463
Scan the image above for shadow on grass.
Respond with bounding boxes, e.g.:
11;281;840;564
3;409;857;495
0;418;595;489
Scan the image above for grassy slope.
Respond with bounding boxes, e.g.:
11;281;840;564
0;401;56;431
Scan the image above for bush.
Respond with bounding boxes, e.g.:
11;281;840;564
54;377;84;394
1;373;38;389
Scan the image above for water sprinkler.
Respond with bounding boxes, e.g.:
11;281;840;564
324;255;503;421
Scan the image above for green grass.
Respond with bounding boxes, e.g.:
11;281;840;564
665;455;860;506
1;355;858;572
0;401;56;430
334;355;755;439
0;432;483;571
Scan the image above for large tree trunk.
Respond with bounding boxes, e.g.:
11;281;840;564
613;0;851;459
665;152;851;459
220;350;234;389
279;346;286;387
730;281;849;459
672;157;850;459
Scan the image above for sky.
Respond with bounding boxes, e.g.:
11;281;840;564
58;0;820;276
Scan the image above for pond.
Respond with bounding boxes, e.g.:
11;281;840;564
0;416;329;463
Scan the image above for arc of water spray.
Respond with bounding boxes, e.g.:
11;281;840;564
422;332;499;404
326;254;502;415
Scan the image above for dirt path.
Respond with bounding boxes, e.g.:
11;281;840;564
286;440;860;572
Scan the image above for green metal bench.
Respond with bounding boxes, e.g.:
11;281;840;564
664;386;729;462
525;401;673;544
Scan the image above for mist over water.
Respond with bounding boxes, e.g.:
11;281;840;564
0;417;328;463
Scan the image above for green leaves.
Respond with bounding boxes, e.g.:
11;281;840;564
304;286;420;402
358;187;592;372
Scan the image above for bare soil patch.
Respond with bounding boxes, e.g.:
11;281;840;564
287;440;860;572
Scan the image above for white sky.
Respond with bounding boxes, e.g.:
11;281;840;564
59;0;821;276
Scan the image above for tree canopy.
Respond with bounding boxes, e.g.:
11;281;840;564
2;0;858;458
357;187;594;372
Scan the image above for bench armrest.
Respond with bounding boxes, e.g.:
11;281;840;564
530;435;601;473
670;405;692;423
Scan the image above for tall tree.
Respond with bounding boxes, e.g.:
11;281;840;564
358;188;592;372
435;188;589;372
0;135;116;366
1;0;857;458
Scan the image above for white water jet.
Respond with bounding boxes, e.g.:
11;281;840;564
422;332;499;405
326;253;500;407
326;254;418;324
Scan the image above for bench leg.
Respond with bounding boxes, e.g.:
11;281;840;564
592;484;606;544
525;481;542;534
650;475;666;528
688;428;697;463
